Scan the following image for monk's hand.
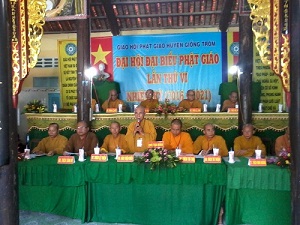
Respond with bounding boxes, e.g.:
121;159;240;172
33;150;43;155
47;151;54;156
134;121;141;135
237;149;247;156
200;150;209;156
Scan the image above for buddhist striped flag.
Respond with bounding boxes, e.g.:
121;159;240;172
225;32;239;82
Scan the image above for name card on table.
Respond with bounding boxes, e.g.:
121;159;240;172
106;108;117;113
57;156;75;164
148;141;164;148
203;155;222;163
90;154;108;162
227;108;238;113
248;158;267;167
189;108;201;113
178;155;195;163
117;155;134;162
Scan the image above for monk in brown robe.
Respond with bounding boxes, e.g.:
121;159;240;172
63;121;98;156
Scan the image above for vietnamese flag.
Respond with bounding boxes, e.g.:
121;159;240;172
91;37;114;80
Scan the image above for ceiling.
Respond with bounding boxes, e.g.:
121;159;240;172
43;0;240;35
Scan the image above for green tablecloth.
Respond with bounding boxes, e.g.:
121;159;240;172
18;156;87;222
85;157;226;225
18;156;291;225
225;157;291;225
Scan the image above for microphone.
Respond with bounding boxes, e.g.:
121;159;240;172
135;119;141;135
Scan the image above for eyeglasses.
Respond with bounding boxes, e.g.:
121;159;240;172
77;126;87;129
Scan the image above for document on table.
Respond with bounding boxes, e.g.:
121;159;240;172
28;153;47;159
34;153;47;157
64;152;79;156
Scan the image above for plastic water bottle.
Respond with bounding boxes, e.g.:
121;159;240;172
73;104;77;113
95;104;100;113
228;147;235;163
53;102;57;113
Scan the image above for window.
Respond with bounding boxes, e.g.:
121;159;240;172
33;77;59;88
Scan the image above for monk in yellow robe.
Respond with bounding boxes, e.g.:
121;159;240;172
101;121;128;153
221;91;238;112
178;90;203;111
102;89;126;111
162;119;193;154
33;123;68;156
193;123;228;156
125;106;157;153
275;127;290;156
140;89;159;112
234;124;266;157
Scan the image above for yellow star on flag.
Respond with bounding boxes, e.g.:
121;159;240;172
91;44;111;65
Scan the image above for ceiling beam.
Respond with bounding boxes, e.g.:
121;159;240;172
95;0;197;5
91;10;239;20
100;0;120;36
219;0;235;32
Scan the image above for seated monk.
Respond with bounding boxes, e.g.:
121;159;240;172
178;90;203;111
32;123;68;156
275;127;290;156
193;123;228;156
221;91;238;112
63;121;98;156
140;89;159;112
102;89;126;112
234;124;266;157
162;119;193;154
100;121;128;153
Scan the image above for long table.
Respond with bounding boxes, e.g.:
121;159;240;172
18;155;226;225
225;157;291;225
18;156;87;222
18;156;291;225
25;112;288;152
84;156;226;225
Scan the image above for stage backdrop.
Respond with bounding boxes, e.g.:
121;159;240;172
113;33;222;110
58;32;283;112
